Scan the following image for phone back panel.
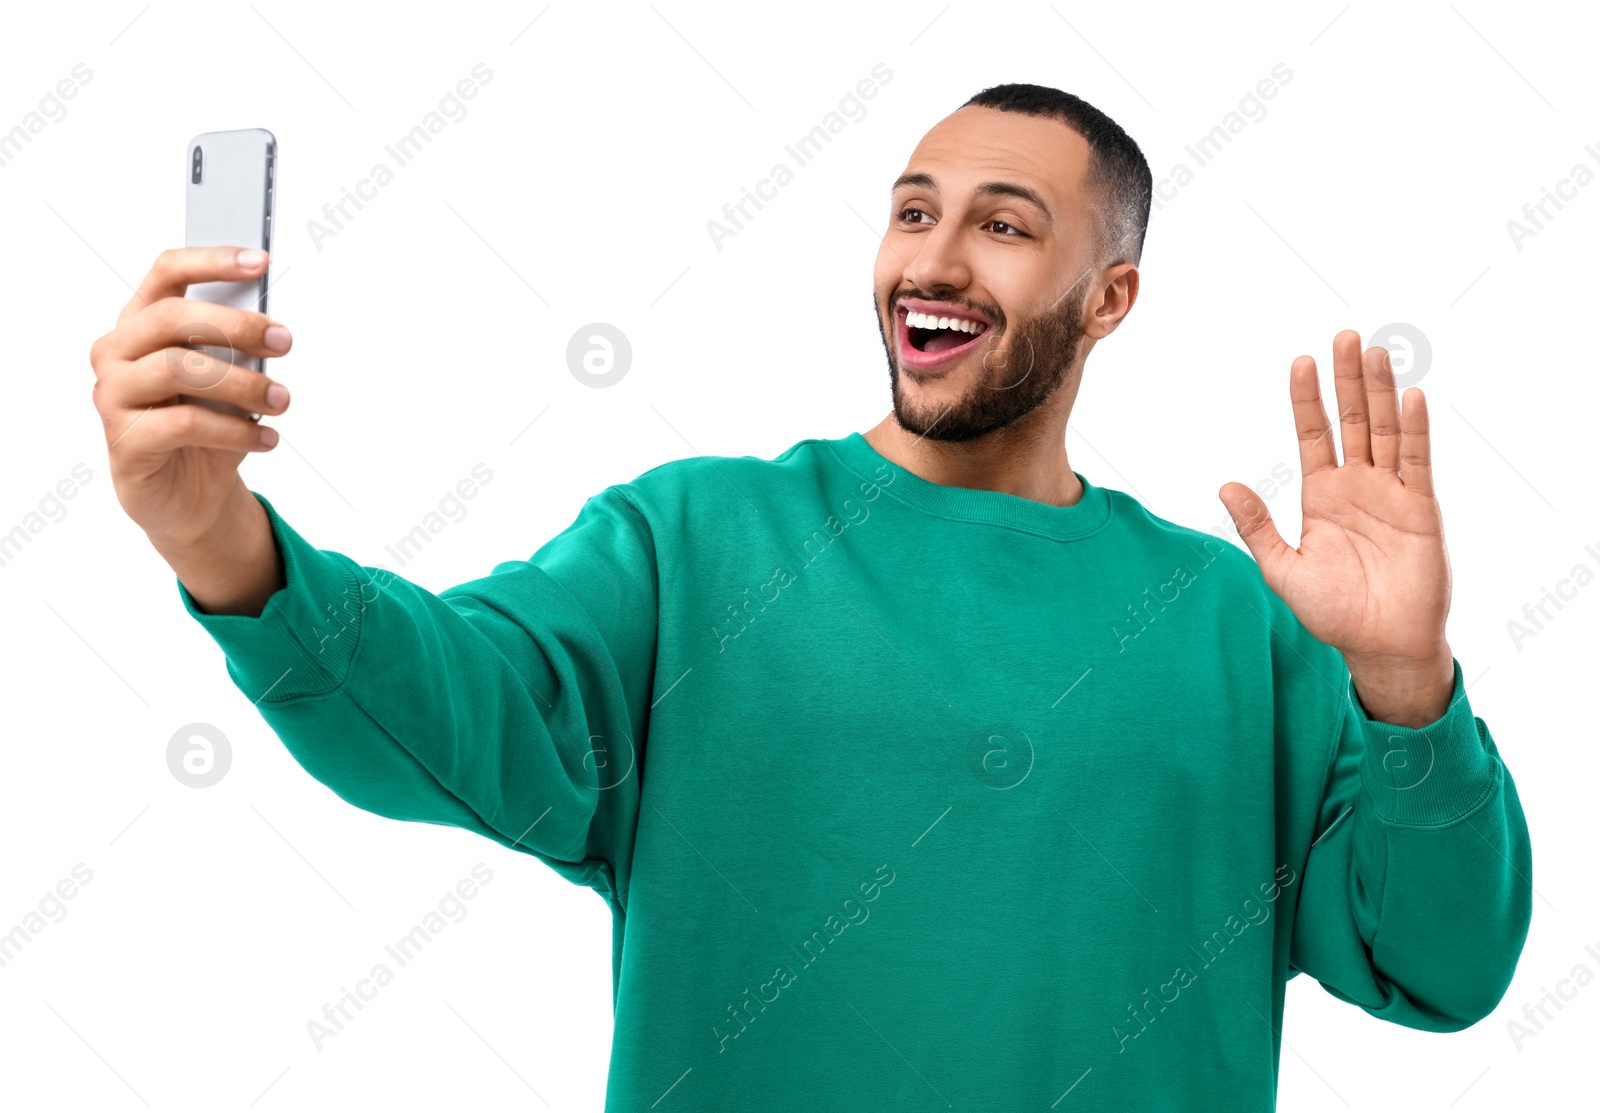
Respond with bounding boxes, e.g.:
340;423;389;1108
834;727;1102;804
182;128;276;415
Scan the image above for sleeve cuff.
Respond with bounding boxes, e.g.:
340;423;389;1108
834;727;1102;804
175;490;366;702
1352;657;1498;826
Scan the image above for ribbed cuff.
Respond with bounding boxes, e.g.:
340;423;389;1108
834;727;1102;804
175;490;365;702
1354;657;1498;826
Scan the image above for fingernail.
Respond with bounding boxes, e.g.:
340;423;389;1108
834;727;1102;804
259;425;279;447
265;383;290;410
264;326;291;354
238;248;267;269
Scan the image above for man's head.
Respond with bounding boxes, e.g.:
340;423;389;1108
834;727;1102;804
874;84;1151;442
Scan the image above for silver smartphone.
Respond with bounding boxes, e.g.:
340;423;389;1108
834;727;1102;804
181;128;276;417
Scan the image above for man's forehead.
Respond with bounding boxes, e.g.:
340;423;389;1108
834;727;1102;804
896;107;1088;213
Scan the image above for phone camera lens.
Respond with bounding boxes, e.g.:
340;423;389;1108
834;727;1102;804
192;147;203;184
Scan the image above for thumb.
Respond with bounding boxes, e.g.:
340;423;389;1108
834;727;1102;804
1218;482;1294;583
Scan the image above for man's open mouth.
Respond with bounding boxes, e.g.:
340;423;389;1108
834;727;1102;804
897;303;991;369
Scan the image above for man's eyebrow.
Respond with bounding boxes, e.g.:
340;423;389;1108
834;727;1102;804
892;171;938;193
977;181;1055;226
890;172;1055;227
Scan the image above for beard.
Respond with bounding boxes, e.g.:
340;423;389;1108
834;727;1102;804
876;281;1088;443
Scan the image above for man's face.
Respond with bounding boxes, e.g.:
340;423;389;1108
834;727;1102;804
873;105;1097;442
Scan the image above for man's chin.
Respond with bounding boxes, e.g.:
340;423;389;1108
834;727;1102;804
896;414;989;443
890;388;974;441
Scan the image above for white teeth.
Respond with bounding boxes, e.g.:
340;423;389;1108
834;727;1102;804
907;311;982;334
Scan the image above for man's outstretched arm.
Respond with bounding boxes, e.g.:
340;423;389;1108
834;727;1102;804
90;246;660;899
175;485;660;899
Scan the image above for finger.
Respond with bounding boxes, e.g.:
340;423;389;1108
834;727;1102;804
1365;345;1401;474
106;347;290;414
107;399;279;460
118;246;270;326
108;296;291;364
1398;386;1433;498
1330;329;1370;466
1290;355;1338;478
1219;482;1295;583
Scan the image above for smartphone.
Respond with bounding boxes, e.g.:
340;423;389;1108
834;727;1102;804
181;128;276;418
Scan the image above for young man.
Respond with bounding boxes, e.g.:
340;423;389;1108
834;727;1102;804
91;83;1530;1110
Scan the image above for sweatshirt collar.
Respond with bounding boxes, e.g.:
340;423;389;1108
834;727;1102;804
826;431;1112;542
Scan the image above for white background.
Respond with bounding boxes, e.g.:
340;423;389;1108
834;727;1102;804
1;1;1594;1109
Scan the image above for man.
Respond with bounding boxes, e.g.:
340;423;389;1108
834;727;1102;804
91;83;1531;1110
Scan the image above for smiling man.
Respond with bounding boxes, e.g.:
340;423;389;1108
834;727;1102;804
96;83;1531;1111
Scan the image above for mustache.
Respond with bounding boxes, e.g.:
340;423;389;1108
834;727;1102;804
888;289;1004;329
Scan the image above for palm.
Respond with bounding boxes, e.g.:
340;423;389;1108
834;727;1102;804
152;442;250;525
1220;331;1451;663
112;403;249;542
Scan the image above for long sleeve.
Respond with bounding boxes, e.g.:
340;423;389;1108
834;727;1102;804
1288;654;1534;1030
175;487;659;903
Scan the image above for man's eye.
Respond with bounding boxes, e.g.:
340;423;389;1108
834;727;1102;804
988;220;1025;237
898;207;933;225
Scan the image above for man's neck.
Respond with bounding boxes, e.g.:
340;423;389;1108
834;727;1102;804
862;413;1083;508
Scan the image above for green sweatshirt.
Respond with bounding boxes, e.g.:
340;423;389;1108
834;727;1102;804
178;432;1532;1111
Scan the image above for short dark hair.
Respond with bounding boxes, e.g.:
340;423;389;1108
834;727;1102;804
961;83;1152;268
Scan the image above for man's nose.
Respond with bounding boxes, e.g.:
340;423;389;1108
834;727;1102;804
905;223;971;292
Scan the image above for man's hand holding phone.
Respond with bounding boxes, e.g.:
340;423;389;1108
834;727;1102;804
88;246;293;616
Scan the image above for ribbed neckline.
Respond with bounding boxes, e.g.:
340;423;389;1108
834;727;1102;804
824;431;1112;542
